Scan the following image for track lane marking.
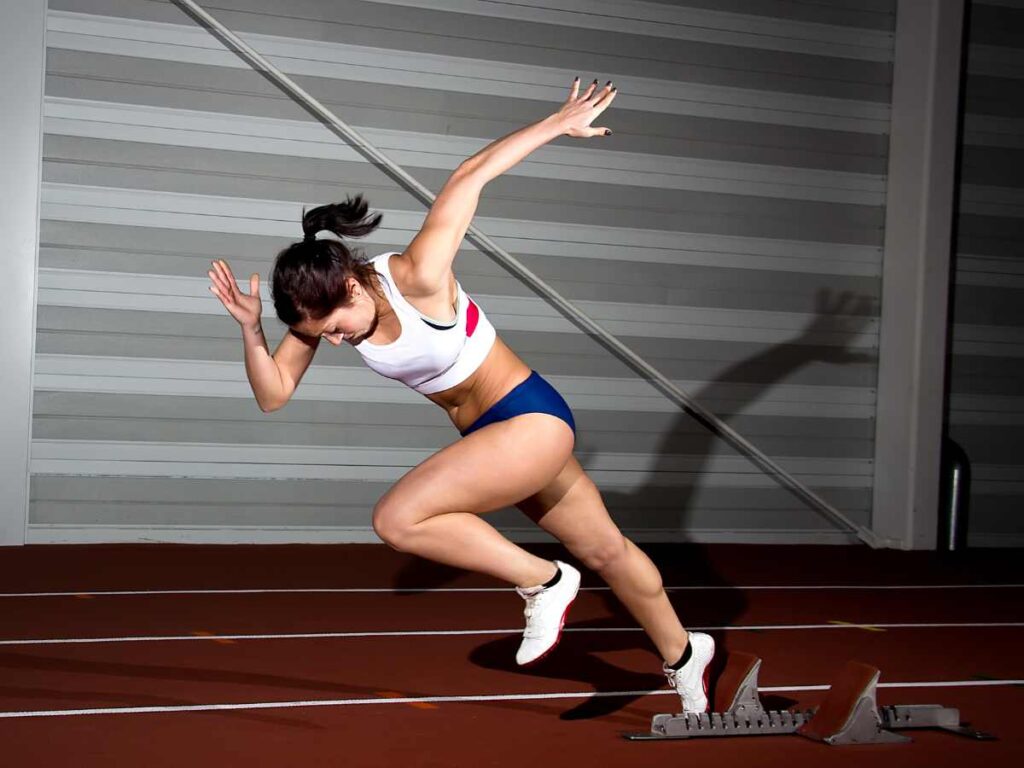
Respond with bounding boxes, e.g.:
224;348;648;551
376;690;438;710
3;584;1023;598
828;620;886;632
1;679;1021;719
190;630;237;645
2;621;1022;646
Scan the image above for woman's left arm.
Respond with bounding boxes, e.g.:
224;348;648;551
402;78;617;294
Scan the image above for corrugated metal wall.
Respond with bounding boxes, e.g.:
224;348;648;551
31;0;894;544
949;0;1024;547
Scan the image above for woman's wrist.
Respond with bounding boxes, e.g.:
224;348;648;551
242;322;265;341
541;112;570;137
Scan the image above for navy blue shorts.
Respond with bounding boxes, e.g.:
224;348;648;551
459;370;576;438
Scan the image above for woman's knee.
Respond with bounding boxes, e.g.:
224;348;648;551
575;531;629;573
586;536;664;593
372;498;415;551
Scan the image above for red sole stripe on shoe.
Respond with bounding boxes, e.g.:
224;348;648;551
521;594;577;668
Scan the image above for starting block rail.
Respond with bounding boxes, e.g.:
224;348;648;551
624;652;996;744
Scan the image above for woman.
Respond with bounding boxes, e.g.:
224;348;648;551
207;77;714;712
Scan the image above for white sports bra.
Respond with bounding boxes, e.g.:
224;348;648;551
353;252;497;394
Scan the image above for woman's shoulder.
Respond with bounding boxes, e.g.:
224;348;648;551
386;251;457;301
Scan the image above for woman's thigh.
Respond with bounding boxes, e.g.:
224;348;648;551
374;413;574;526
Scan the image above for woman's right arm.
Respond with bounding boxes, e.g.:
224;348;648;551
244;324;319;412
209;259;319;412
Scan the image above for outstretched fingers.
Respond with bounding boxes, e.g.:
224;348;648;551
208;268;233;310
592;83;616;110
208;262;228;301
568;76;603;103
562;77;616;136
208;260;244;308
215;260;243;299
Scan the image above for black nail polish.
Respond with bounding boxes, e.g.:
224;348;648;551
592;78;598;84
604;129;612;136
605;80;611;86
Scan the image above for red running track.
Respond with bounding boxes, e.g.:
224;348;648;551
0;543;1021;767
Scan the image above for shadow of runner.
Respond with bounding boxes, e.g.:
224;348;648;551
579;289;875;717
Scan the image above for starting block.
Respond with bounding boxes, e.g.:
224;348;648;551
624;652;996;744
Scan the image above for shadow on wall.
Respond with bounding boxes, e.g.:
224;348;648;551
396;289;875;720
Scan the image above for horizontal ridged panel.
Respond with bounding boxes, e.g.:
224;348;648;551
35;0;891;543
946;1;1024;545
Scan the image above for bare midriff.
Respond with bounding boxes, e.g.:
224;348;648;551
367;256;533;434
425;335;532;434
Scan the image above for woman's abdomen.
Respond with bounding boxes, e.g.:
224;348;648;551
426;336;532;432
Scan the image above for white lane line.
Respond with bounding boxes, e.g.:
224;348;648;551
2;679;1021;719
3;622;1023;646
2;584;1022;598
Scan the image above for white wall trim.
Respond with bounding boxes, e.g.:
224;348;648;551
47;10;892;133
352;0;895;60
40;183;884;276
36;269;880;348
25;524;861;546
0;0;47;546
33;354;878;418
28;439;875;489
44;97;887;205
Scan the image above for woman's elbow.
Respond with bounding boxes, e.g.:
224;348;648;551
257;395;287;413
452;159;488;188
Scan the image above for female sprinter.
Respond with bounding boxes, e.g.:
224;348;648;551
207;77;714;712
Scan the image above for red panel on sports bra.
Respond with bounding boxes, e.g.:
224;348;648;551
467;299;479;337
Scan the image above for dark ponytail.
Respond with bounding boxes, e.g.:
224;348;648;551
271;195;384;326
301;196;382;241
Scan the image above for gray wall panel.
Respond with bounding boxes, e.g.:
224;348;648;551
36;305;879;387
39;231;882;315
45;51;891;173
964;75;1024;117
961;145;1024;186
969;2;1024;46
31;392;872;459
41;137;886;243
953;284;1024;326
30;476;871;535
946;1;1024;546
948;354;1024;396
48;0;892;101
636;0;895;29
948;425;1024;465
957;214;1024;257
32;0;890;544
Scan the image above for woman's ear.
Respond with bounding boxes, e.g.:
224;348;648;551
346;276;363;298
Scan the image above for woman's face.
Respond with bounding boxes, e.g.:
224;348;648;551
293;277;381;346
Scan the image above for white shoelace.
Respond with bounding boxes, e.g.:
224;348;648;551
520;589;550;639
664;666;679;687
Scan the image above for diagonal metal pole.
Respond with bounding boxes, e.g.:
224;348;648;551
170;0;888;548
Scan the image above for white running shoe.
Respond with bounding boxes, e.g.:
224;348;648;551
663;632;715;713
514;560;581;666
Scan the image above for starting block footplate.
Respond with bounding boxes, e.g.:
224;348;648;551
623;653;995;744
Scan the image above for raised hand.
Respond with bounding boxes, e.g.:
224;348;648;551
207;259;263;331
554;77;617;138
